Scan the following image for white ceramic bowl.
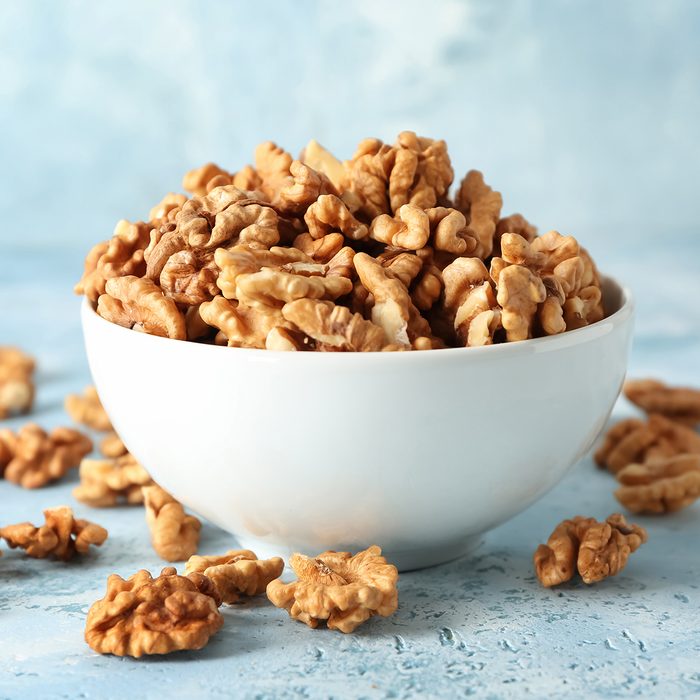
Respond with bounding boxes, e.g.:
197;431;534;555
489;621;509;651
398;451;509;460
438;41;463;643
81;277;633;571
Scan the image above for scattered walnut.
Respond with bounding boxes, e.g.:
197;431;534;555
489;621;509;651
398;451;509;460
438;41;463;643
74;455;153;507
615;454;700;514
0;347;35;419
65;385;113;432
97;276;186;340
282;299;388;351
99;432;128;458
266;545;399;633
143;485;201;562
185;550;284;604
0;423;92;489
0;506;107;560
442;257;501;346
534;513;647;587
84;567;223;657
594;415;700;474
454;170;502;259
624;379;700;427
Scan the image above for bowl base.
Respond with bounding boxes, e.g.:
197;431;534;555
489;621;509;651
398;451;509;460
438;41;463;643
234;535;485;573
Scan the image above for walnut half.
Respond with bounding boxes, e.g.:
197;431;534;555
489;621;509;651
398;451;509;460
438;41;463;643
84;567;223;657
266;545;398;633
534;513;647;587
185;549;284;604
0;506;107;560
615;454;700;514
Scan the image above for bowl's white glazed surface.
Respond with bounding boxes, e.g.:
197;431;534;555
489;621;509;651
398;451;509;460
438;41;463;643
82;278;633;571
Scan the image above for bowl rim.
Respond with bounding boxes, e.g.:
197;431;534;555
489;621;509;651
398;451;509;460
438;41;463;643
81;274;634;362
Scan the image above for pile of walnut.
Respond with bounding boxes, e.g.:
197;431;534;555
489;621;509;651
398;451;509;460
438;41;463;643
75;133;605;351
596;379;700;515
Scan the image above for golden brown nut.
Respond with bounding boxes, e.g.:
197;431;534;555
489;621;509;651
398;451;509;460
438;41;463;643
615;454;700;514
149;193;187;225
0;423;92;489
494;264;546;342
347;132;452;219
380;251;423;287
304;194;369;241
300;139;349;192
369;205;429;249
276;160;337;214
145;186;280;286
442;257;501;346
159;248;220;306
0;506;107;560
74;455;153;507
84;567;223;657
99;432;128;458
0;347;35;419
293;232;345;262
426;207;477;255
266;545;399;633
234;268;352;310
143;485;201;562
492;231;604;334
74;220;152;302
183;162;234;196
534;513;647;586
200;295;289;349
624;379;700;427
454;170;502;259
282;299;388;352
354;252;431;346
255;141;294;202
97;276;186;340
185;550;284;604
594;415;700;474
494;213;537;255
64;385;113;432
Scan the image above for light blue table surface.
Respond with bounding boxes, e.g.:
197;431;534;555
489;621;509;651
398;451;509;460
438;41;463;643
1;242;699;699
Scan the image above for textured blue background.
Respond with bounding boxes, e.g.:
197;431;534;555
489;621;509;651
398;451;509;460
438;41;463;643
1;1;699;698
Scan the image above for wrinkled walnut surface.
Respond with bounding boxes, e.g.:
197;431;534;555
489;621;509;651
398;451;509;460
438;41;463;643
78;132;607;351
595;414;700;473
185;549;284;604
624;379;700;426
615;454;700;514
267;545;398;633
0;506;107;560
64;385;113;431
0;423;92;488
0;347;35;419
534;513;647;586
74;455;153;507
84;567;223;657
143;485;201;562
